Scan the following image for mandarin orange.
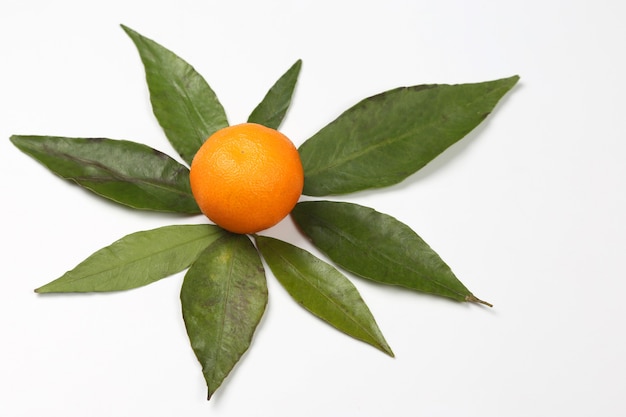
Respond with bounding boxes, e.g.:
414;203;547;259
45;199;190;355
189;123;304;234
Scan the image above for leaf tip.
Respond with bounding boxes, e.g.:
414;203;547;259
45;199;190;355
34;285;55;294
120;24;139;40
384;346;395;358
466;294;493;308
9;134;25;147
34;285;51;294
502;74;521;89
377;338;395;358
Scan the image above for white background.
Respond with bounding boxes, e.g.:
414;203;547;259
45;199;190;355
1;1;625;416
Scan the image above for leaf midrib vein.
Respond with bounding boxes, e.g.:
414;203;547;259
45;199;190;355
273;247;382;348
49;148;192;197
170;78;211;151
308;212;466;299
62;231;215;285
306;86;501;177
212;240;235;388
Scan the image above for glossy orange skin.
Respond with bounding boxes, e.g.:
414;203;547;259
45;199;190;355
190;123;304;234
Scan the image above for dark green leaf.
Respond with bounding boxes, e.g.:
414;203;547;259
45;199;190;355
181;233;267;400
10;135;200;213
256;235;393;356
122;25;229;165
36;225;226;293
247;59;302;129
292;201;490;305
298;76;519;196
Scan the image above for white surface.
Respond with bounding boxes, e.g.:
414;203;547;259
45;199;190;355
1;1;625;415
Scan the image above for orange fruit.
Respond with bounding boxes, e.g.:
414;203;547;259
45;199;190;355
189;123;304;234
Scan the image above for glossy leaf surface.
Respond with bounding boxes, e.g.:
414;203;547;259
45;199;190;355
248;59;302;129
181;233;267;400
36;225;226;293
122;25;229;165
299;76;519;196
292;201;489;305
256;236;393;356
10;135;200;213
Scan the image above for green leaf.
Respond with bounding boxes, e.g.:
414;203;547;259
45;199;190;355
256;235;393;356
10;135;200;213
298;76;519;196
247;59;302;129
36;225;226;293
122;24;229;165
181;233;267;400
291;201;491;305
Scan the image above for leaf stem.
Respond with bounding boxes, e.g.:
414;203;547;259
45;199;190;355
466;294;493;308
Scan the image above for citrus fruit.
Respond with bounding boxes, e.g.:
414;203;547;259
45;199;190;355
189;123;304;234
